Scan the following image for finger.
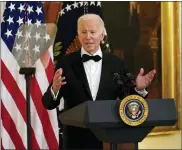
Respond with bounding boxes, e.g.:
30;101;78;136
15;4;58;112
59;76;66;82
150;69;156;76
146;70;156;79
55;68;63;76
54;68;63;80
61;81;67;86
138;68;144;76
145;74;153;83
59;68;63;75
55;80;66;87
153;69;156;74
146;75;154;84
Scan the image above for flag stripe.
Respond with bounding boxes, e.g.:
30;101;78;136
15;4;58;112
1;80;27;148
45;57;54;83
29;96;49;149
1;60;39;149
34;59;59;143
30;77;58;148
1;122;15;149
1;103;25;149
44;46;54;84
1;139;4;150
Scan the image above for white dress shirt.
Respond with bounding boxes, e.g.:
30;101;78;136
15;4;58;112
81;47;102;100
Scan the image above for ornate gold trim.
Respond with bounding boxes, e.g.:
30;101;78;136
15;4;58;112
150;2;181;135
161;2;181;130
149;130;181;136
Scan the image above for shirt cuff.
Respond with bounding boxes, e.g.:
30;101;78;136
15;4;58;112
58;97;64;111
51;86;60;101
134;88;148;97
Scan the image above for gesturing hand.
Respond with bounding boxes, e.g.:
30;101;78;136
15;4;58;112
52;68;66;95
135;68;156;91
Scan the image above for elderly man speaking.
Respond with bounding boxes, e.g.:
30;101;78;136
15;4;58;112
42;14;156;150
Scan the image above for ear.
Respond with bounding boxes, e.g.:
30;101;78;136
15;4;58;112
100;32;105;41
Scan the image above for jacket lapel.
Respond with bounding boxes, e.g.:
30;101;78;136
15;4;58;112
72;51;93;100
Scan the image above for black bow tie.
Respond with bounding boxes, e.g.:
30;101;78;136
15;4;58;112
82;54;102;62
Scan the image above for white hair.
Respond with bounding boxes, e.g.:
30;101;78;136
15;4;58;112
77;14;106;35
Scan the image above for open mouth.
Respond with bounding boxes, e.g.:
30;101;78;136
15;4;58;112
85;43;93;46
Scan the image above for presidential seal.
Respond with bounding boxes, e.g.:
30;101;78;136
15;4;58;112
119;95;148;126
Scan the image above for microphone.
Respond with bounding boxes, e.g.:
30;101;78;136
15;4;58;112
113;72;136;88
113;73;125;87
125;73;136;87
113;72;129;97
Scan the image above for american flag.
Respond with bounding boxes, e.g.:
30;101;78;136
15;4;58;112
1;2;59;149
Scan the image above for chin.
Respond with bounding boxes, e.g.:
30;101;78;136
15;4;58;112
84;47;94;52
86;49;96;54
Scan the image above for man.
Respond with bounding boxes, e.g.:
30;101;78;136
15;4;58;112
42;14;156;150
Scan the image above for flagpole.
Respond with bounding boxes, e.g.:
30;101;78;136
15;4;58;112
20;67;36;150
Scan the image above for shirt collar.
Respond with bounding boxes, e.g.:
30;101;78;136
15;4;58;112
81;46;102;58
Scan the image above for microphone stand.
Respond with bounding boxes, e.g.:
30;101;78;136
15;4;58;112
110;143;117;150
19;67;36;150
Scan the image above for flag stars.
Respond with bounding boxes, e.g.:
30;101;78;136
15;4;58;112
90;2;95;6
14;43;22;52
5;29;12;38
34;32;41;40
60;9;65;16
8;3;15;12
27;19;32;26
35;19;41;28
27;5;33;14
16;17;24;26
7;16;14;25
25;31;31;40
65;4;71;12
15;30;23;39
97;2;101;7
79;2;83;7
72;2;78;9
84;2;88;6
33;45;40;53
18;3;25;13
24;45;29;51
44;33;50;42
36;6;42;15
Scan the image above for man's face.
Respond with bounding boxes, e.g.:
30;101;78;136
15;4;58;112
78;18;104;54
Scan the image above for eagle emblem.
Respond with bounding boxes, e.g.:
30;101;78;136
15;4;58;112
119;95;149;126
128;102;141;119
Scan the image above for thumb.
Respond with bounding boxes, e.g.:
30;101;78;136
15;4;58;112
138;68;144;76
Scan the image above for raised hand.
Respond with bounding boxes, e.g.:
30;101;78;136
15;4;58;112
52;68;66;95
135;68;156;91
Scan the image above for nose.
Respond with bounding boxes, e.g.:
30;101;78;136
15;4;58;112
85;32;91;39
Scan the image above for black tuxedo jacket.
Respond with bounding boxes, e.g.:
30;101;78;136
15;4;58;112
42;51;143;150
